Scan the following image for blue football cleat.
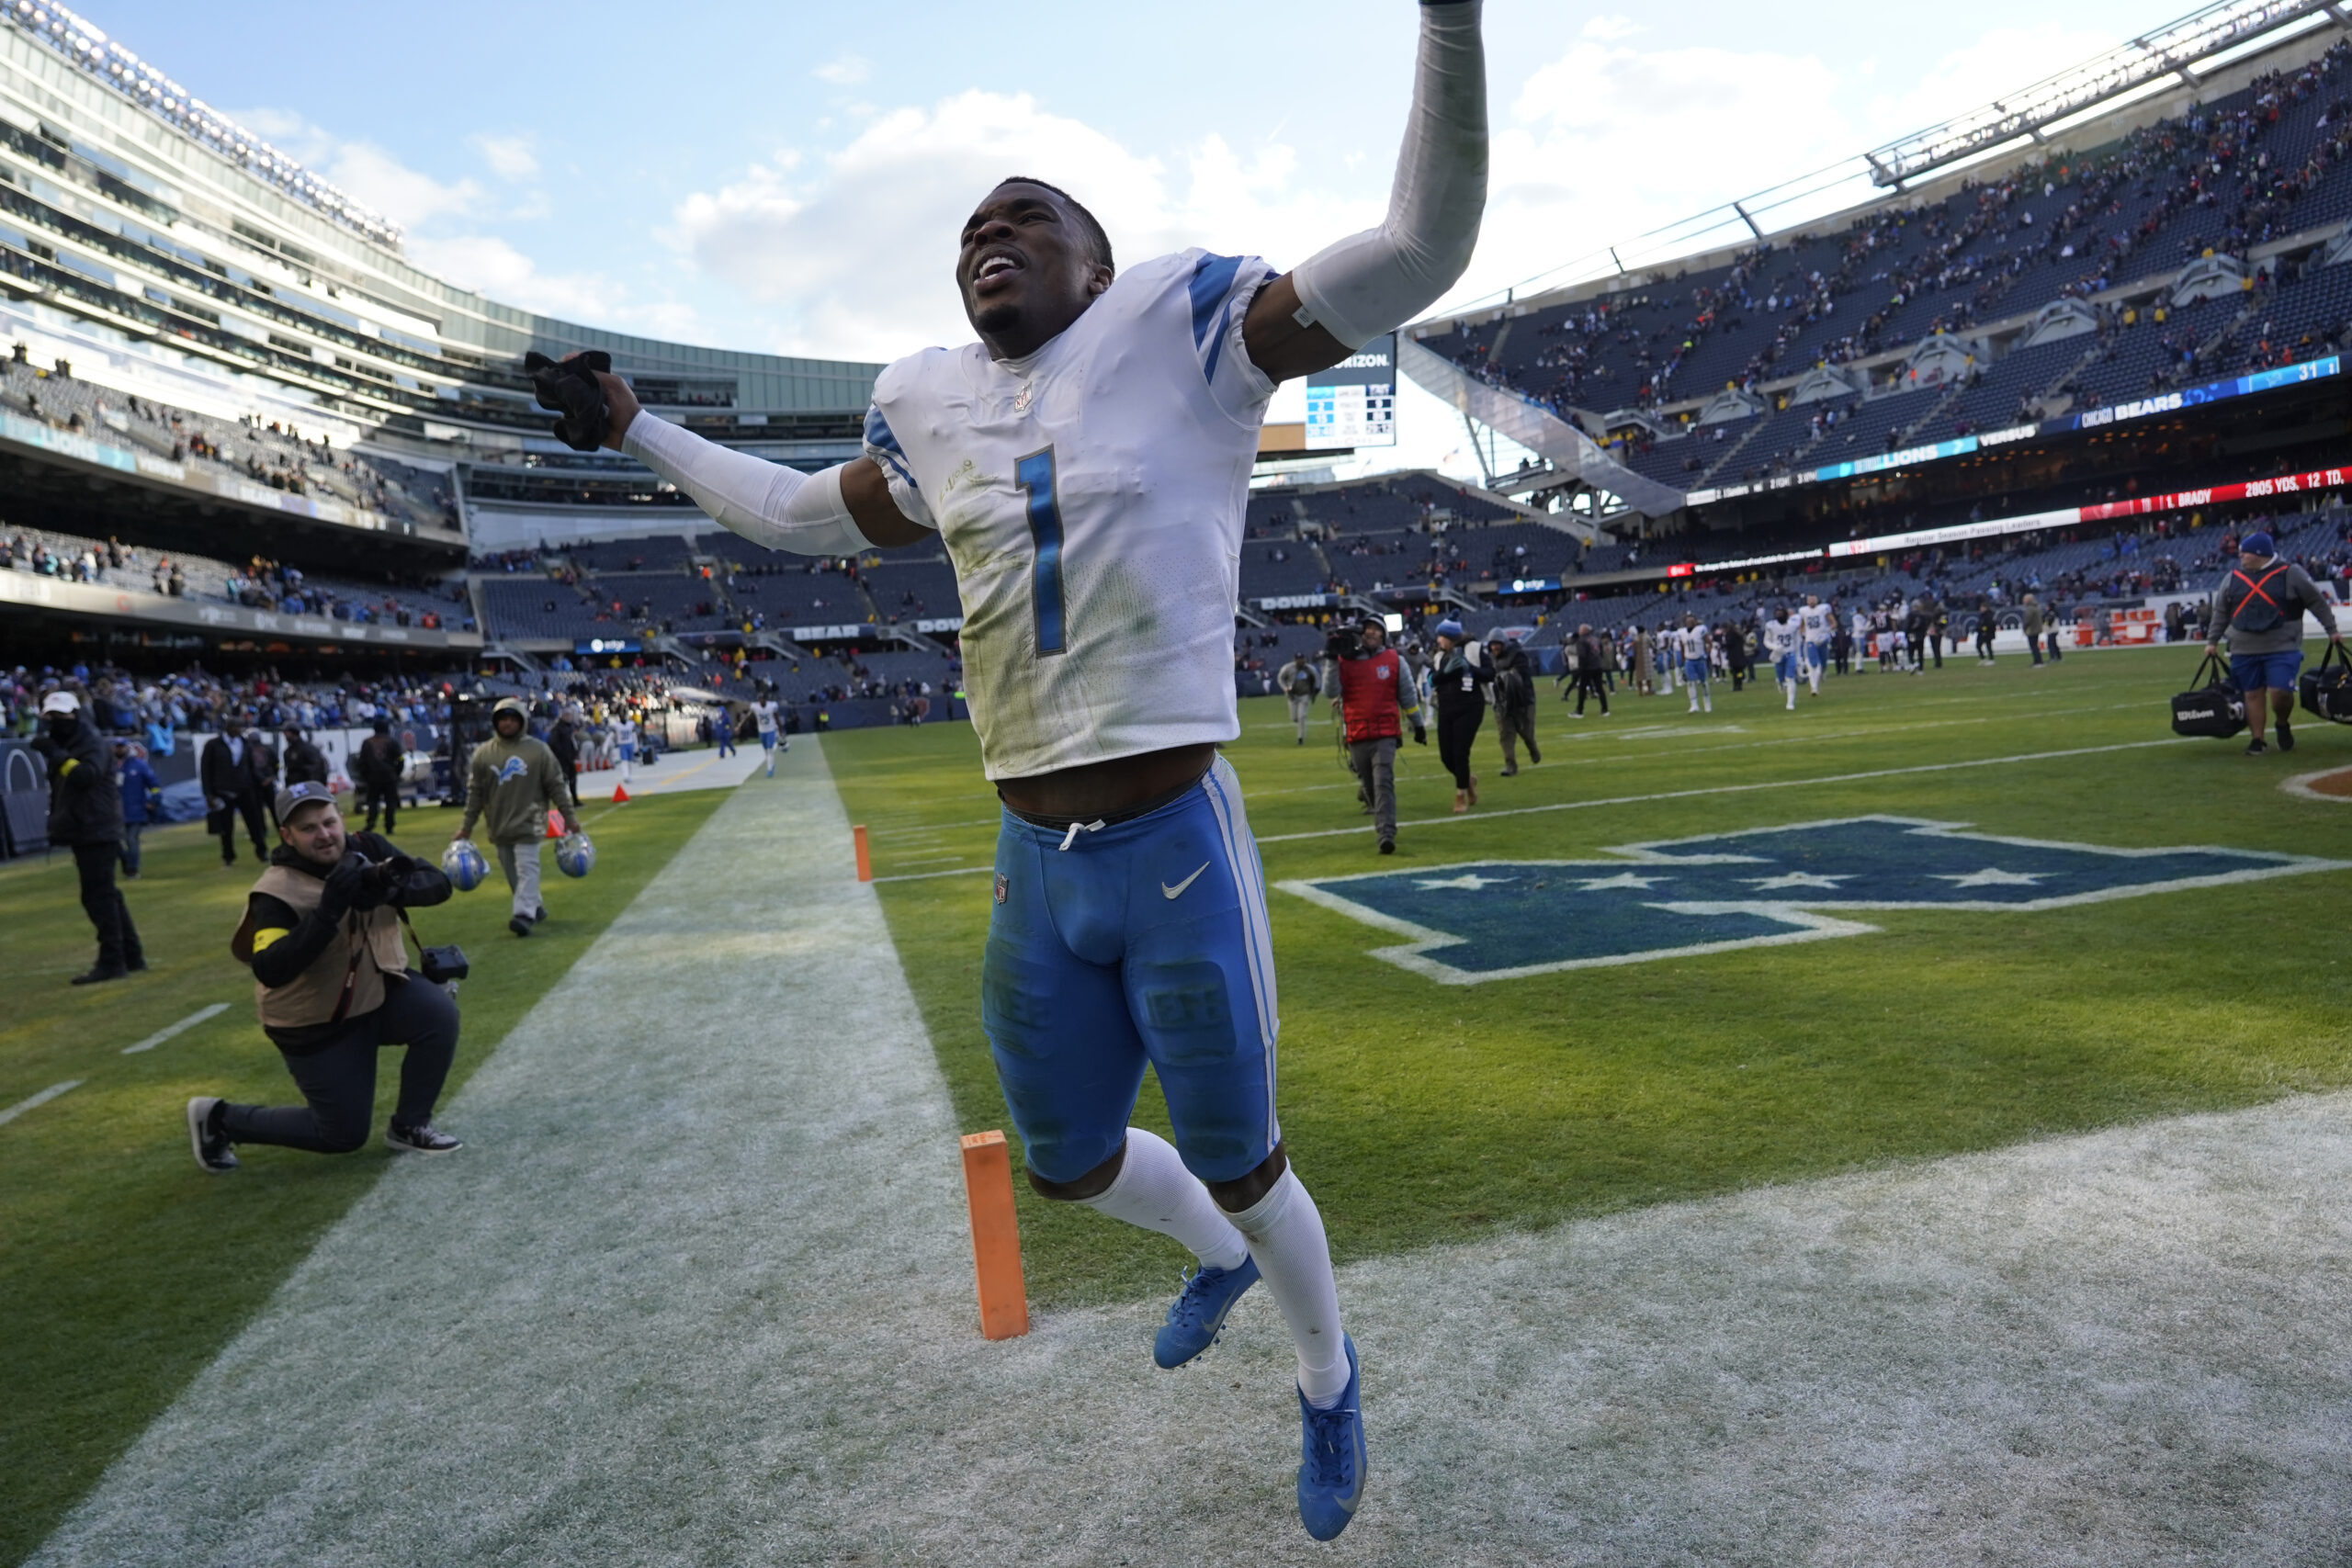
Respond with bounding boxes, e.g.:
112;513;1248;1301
1296;1335;1366;1541
1153;1256;1261;1369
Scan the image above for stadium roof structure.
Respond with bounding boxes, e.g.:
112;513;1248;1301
1862;0;2348;188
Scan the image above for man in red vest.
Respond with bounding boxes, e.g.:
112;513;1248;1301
1325;615;1425;854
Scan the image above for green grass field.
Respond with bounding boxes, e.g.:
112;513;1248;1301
10;649;2351;1565
826;648;2352;1309
0;788;725;1567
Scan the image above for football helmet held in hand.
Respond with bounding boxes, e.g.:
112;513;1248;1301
555;831;595;879
442;838;491;893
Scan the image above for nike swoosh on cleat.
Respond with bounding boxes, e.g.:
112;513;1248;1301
1161;862;1210;900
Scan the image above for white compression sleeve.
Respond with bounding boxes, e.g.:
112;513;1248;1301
620;412;870;557
1291;1;1487;352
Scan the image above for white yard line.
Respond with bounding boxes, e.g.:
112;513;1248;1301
0;1079;82;1127
35;734;2352;1566
119;1004;229;1055
1254;738;2188;843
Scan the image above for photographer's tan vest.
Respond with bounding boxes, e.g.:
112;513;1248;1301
230;865;406;1029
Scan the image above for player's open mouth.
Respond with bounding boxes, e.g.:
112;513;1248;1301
974;251;1023;290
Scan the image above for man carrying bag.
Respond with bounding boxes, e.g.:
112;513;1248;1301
187;782;464;1172
2206;529;2342;755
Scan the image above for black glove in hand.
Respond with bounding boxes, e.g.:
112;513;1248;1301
1411;725;1428;745
524;350;614;453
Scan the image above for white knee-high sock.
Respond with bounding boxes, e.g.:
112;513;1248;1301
1080;1128;1249;1271
1227;1168;1349;1406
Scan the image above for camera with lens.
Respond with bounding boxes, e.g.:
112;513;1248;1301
1324;625;1363;660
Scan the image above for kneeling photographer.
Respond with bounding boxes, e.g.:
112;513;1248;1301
187;782;467;1173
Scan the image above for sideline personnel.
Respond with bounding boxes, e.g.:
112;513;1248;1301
1327;615;1424;854
36;691;144;985
187;781;461;1171
355;716;405;835
1430;620;1487;811
1485;634;1539;773
200;711;272;866
455;695;580;936
2207;528;2343;755
1278;649;1320;745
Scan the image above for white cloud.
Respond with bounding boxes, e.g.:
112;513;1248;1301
667;88;1375;361
471;132;540;183
224;107;485;228
406;232;702;339
1864;24;2121;141
813;54;870;86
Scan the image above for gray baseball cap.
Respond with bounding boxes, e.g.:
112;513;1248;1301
277;781;337;821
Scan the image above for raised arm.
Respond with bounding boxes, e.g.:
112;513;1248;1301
581;370;931;552
1244;1;1487;384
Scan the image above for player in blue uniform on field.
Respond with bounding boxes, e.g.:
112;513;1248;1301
550;4;1487;1536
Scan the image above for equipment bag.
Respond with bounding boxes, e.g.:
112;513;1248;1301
2170;652;2247;739
2300;639;2352;725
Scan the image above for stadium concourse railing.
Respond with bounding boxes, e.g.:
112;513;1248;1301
0;570;482;651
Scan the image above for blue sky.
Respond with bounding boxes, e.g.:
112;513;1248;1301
86;0;2216;472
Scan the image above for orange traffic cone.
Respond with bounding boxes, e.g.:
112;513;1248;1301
545;807;564;840
611;784;630;804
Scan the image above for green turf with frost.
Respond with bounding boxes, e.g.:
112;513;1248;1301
0;785;725;1567
825;647;2352;1310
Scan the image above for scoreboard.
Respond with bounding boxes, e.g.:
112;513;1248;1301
1303;333;1396;450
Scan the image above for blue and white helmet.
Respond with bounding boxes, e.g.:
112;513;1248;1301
441;838;490;893
555;830;595;879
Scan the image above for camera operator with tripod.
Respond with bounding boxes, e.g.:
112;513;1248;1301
186;781;467;1173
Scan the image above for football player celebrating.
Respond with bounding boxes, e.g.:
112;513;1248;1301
1797;592;1832;696
553;2;1486;1540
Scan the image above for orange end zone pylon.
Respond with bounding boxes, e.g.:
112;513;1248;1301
959;1130;1029;1340
853;823;873;882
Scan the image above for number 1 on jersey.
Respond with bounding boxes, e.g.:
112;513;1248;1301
1015;446;1069;656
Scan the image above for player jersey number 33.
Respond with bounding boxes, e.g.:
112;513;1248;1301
862;250;1278;782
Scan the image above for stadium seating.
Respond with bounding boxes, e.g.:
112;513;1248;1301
1415;39;2352;470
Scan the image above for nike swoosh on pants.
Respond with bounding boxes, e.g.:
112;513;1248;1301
1161;862;1210;900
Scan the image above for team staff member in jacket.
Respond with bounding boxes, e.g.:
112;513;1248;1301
1566;624;1611;717
455;696;580;936
114;738;162;878
279;723;329;787
2207;528;2344;755
200;712;274;866
1326;615;1424;855
1277;652;1320;745
187;782;461;1171
36;691;144;985
1485;634;1540;774
1430;621;1487;812
354;717;405;835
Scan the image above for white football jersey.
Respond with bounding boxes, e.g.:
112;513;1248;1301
750;700;779;735
1798;604;1833;644
1674;625;1711;663
1763;617;1801;658
863;250;1277;780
